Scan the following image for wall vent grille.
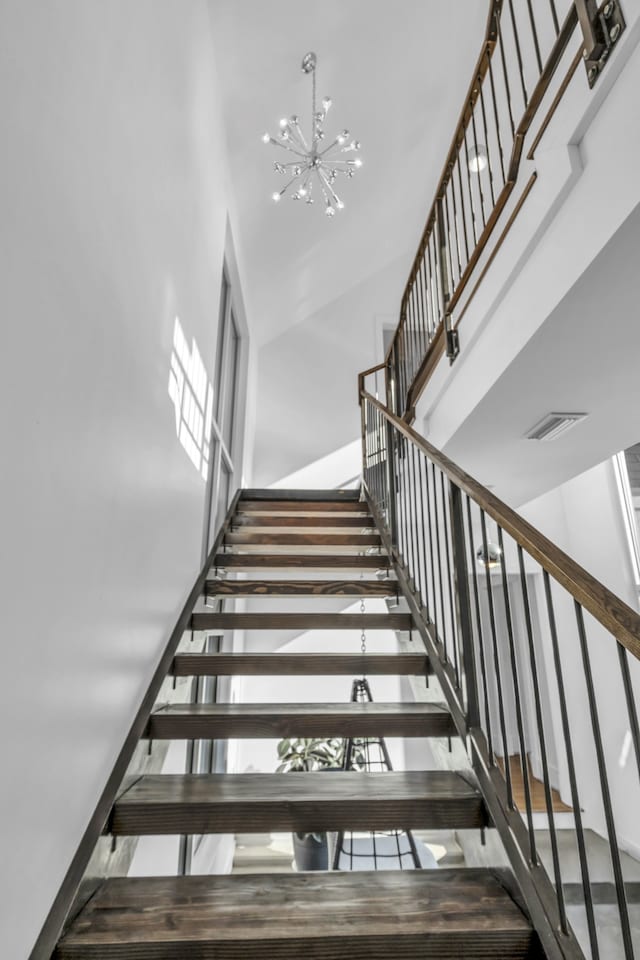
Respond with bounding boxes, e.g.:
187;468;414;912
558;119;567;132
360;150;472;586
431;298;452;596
524;412;588;442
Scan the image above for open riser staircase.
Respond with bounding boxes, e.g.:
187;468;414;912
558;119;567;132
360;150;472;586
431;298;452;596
53;489;542;959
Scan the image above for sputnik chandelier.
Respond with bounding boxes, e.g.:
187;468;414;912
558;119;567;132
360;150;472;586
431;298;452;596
262;51;362;216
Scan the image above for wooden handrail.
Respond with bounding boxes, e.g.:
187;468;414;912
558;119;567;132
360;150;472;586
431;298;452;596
361;389;640;661
388;1;581;416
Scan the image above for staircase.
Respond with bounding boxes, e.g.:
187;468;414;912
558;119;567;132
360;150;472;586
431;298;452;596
55;489;541;959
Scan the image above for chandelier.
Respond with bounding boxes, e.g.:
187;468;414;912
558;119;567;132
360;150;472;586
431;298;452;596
262;52;362;216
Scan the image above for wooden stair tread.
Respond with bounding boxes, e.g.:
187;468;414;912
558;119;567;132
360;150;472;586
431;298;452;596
146;702;454;739
190;612;412;631
237;500;370;514
111;771;486;835
214;554;386;569
232;514;376;527
225;531;381;546
205;579;399;597
171;652;431;676
56;869;534;959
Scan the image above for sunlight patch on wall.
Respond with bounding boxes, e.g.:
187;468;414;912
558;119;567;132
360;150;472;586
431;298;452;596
168;316;213;481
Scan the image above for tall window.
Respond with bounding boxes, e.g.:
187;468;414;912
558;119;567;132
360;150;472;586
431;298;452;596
202;269;243;557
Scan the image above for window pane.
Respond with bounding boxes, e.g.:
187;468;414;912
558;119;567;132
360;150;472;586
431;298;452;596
222;313;240;452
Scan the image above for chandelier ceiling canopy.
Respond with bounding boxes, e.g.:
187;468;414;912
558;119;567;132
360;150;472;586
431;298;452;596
262;52;362;216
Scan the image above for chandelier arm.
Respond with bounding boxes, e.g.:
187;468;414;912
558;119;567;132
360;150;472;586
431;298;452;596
318;167;341;206
317;137;342;158
274;141;308;160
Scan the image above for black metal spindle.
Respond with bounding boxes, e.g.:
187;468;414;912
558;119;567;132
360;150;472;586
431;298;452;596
470;103;488;228
409;443;425;602
416;255;427;357
443;187;458;288
431;462;449;659
507;0;529;107
462;124;479;245
416;450;430;617
497;17;517;139
525;0;544;75
480;509;514;806
424;455;439;638
575;603;635;960
478;75;496;207
405;437;419;592
543;572;599;958
454;151;471;267
617;644;640;785
548;0;560;36
497;528;537;861
517;546;568;932
466;496;494;756
487;53;507;186
440;470;460;685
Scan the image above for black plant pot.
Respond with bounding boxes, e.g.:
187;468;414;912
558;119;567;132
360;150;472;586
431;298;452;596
292;831;329;871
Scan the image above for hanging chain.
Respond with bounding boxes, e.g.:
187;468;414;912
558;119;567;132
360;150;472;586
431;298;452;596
311;62;317;143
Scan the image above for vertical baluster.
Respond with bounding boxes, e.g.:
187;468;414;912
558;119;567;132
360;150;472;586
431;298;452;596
497;17;516;141
428;231;442;328
416;450;430;617
455;151;471;268
617;644;640;784
418;254;428;356
525;0;544;75
409;444;425;603
405;437;418;591
497;528;537;861
432;463;450;662
478;74;496;207
480;509;513;806
385;419;398;551
440;471;460;686
449;164;464;281
466;496;493;756
548;0;560;36
487;53;507;186
575;604;635;960
424;457;439;639
462;125;479;245
443;188;458;290
517;546;567;931
543;573;599;958
470;103;488;229
507;0;529;107
449;483;480;727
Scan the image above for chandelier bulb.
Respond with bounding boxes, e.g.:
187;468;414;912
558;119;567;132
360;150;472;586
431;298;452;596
353;158;363;168
322;96;332;111
279;118;289;129
325;203;336;217
261;132;271;144
271;192;281;203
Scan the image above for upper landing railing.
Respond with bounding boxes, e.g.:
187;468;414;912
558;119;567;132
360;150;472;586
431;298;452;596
387;0;626;419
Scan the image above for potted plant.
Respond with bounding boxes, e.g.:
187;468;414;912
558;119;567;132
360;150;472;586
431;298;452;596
276;736;346;871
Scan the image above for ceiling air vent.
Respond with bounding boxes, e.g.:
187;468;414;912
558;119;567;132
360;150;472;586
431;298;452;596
524;412;588;442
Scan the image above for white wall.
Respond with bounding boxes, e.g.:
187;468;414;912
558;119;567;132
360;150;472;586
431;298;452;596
0;3;249;955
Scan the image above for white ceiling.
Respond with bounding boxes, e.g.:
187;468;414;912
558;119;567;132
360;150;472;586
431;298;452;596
444;201;640;508
208;0;488;347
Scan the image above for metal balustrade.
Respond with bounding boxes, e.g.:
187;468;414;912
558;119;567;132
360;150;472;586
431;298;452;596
360;385;640;960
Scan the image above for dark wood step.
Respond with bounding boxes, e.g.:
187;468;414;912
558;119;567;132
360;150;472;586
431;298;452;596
205;579;399;597
232;514;375;528
146;702;454;740
110;771;486;835
190;612;412;631
214;553;388;570
171;652;431;677
56;868;535;960
56;869;535;959
237;500;369;514
242;488;362;501
225;531;381;546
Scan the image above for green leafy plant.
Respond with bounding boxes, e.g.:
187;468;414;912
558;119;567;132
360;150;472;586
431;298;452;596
276;737;345;773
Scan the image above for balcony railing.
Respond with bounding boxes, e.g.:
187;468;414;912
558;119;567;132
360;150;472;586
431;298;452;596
387;0;625;419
